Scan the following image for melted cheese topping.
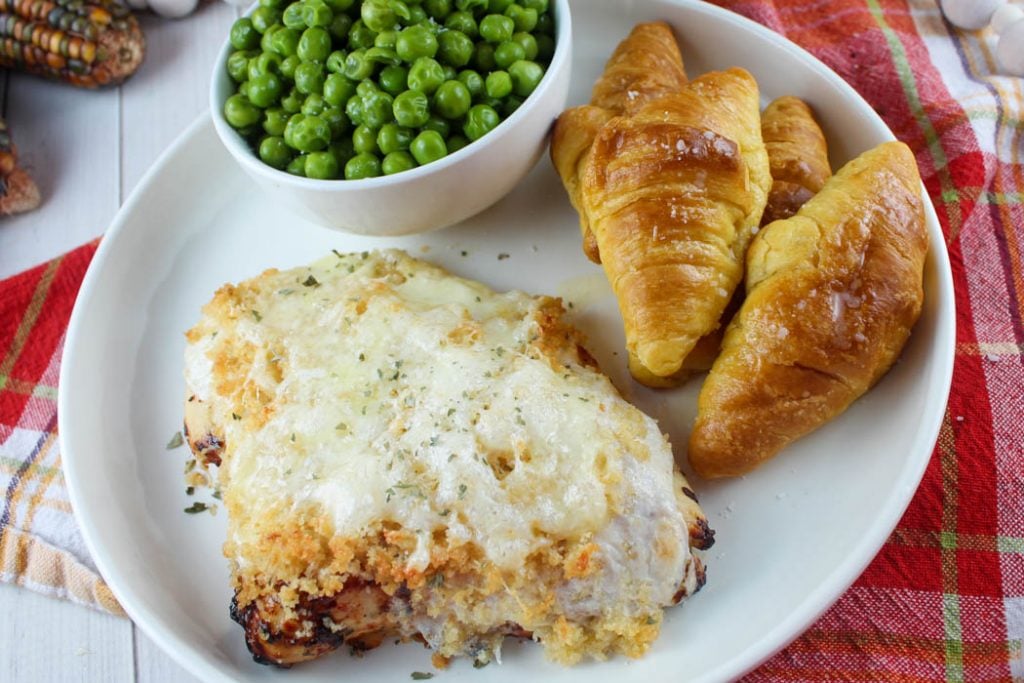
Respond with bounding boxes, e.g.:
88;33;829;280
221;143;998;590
184;250;700;661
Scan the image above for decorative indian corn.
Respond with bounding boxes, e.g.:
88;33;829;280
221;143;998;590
0;0;144;87
0;117;40;216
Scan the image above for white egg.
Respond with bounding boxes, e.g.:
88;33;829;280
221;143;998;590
148;0;199;18
940;0;1002;30
996;19;1024;77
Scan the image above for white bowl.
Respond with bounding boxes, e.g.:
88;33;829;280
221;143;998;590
210;1;572;236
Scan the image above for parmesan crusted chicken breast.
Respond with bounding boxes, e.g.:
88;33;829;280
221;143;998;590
183;250;712;668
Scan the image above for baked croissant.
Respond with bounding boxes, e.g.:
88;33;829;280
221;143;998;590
579;68;771;378
760;96;832;225
551;21;687;261
688;141;928;478
635;96;833;386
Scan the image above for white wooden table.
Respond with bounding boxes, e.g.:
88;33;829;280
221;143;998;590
0;4;237;679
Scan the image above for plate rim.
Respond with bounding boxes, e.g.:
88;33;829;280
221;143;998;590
59;1;957;681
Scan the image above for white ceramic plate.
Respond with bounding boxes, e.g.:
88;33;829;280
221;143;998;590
60;1;956;681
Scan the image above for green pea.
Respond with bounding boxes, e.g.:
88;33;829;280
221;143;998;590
253;52;283;77
248;71;283;107
351;124;377;154
298;27;332;62
237;81;250;98
447;133;469;153
230;18;260;50
494;40;525;68
365;46;402;65
484;70;511;98
487;0;514;12
286;153;307;176
396;24;438;61
456;0;487;13
287;113;331;152
226;50;253;83
282;2;306;29
422;114;450;136
343;50;376;80
305;150;340;179
457;69;484;98
410;129;447;165
250;6;280;33
375;29;399;49
326;50;348;73
277;55;297;79
345;152;382;179
407;56;445;94
263;107;289;136
438;30;474;67
259;136;292;169
301;93;326;116
479;13;513;42
445;11;478;38
270;27;301;56
432;79;471;119
345;95;365;125
260;0;285;9
522;0;547;12
294;61;326;94
424;0;451;20
260;25;282;54
362;0;407;32
321;105;350;136
377;122;414;154
405;4;427;24
324;0;355;11
302;0;333;28
382;150;417;175
281;87;304;113
473;41;496;70
503;4;537;32
508;59;543;96
392;90;430;127
348;20;378;49
357;80;380;99
463;103;499;140
535;11;553;35
441;64;458;81
328;12;354;40
324;73;356;106
379;64;409;95
362;90;396;128
224;94;262;129
511;31;537;60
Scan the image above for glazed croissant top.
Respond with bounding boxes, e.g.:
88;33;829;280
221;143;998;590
688;141;928;478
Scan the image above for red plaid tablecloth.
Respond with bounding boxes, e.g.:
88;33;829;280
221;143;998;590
2;0;1022;679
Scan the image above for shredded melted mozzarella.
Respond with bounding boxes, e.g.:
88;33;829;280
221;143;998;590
185;250;693;612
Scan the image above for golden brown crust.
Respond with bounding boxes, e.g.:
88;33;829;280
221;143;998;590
550;105;616;262
580;68;770;378
688;141;928;478
550;22;687;264
589;21;688;116
761;96;831;225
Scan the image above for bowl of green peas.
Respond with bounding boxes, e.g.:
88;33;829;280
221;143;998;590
211;0;570;236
